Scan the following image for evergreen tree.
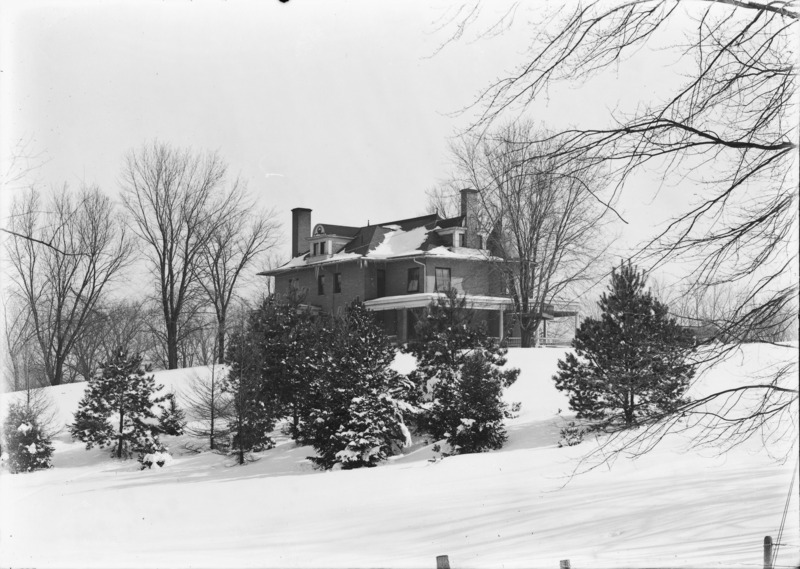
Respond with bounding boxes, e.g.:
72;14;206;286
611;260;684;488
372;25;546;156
302;301;415;469
225;321;279;465
554;261;696;430
2;401;55;473
70;348;184;464
250;291;321;442
405;288;520;455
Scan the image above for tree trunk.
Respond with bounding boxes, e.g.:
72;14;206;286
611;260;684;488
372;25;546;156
216;314;226;365
52;358;64;386
117;409;125;459
166;319;179;369
519;314;539;348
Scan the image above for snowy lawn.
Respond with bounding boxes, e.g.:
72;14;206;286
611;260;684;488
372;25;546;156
1;345;797;568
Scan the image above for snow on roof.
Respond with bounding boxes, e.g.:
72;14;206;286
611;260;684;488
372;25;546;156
367;226;429;259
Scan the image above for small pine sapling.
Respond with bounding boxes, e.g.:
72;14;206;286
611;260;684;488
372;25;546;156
70;348;185;466
554;261;696;432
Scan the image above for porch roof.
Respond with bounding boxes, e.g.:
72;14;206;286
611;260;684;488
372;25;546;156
364;293;516;312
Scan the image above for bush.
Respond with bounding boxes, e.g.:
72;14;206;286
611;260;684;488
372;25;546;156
3;402;55;473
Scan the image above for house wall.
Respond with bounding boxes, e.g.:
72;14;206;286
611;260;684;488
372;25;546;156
274;261;367;312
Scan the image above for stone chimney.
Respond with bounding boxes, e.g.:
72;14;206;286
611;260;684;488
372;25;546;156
291;207;312;258
460;188;480;249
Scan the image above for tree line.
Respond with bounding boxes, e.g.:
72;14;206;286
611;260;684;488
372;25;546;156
3;141;279;389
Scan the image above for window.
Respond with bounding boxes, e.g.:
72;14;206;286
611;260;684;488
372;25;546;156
407;267;420;293
334;272;342;294
319;241;326;255
317;274;325;295
377;269;386;298
458;232;466;247
478;235;484;249
435;267;451;292
313;243;318;256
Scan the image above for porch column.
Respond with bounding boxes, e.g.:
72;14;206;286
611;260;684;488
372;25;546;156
398;307;408;343
498;308;504;341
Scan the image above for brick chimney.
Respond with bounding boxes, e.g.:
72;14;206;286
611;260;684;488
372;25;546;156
291;207;311;258
460;188;480;249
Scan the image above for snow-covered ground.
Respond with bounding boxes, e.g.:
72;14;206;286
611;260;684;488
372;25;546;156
0;345;797;568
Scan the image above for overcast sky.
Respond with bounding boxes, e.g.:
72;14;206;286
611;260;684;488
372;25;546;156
1;0;695;280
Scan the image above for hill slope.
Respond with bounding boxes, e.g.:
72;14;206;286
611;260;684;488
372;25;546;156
0;345;797;568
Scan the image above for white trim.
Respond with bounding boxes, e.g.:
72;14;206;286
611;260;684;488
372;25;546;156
363;293;516;311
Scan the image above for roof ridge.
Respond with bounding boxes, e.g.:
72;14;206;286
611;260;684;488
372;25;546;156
371;212;440;228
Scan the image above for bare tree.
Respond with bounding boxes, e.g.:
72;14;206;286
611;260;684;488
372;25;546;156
68;298;157;381
1;295;44;391
198;205;279;363
441;0;797;456
451;121;613;346
5;186;133;385
120;141;241;370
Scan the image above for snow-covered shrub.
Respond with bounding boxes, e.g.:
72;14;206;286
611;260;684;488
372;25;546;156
302;301;417;470
70;348;185;461
2;402;55;473
558;421;587;447
406;289;520;455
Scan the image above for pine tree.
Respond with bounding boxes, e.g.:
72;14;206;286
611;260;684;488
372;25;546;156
70;348;184;464
2;401;55;473
405;288;520;455
303;301;416;469
554;261;696;430
225;322;278;465
250;292;321;442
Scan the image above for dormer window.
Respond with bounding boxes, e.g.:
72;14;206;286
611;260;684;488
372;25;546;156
320;241;326;255
458;232;466;247
313;243;318;256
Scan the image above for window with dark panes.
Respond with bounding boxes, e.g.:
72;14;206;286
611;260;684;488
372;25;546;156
435;267;451;292
407;267;420;293
317;274;325;295
319;241;326;255
313;243;318;256
334;273;342;294
459;232;466;247
377;269;386;298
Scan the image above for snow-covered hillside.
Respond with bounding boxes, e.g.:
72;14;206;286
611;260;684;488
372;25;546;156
0;345;797;568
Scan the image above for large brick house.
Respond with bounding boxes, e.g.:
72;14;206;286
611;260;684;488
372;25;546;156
260;189;578;345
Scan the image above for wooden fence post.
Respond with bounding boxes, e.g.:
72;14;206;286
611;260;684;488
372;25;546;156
560;560;571;569
764;536;773;569
436;554;450;569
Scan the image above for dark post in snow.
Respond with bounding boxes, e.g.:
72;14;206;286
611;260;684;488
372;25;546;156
436;554;450;569
560;560;571;569
764;536;773;569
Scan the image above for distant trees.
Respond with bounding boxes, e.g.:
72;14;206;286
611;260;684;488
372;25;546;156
406;289;520;454
71;349;185;464
4;186;134;385
198;205;279;364
554;262;696;431
120;141;245;370
450;121;611;347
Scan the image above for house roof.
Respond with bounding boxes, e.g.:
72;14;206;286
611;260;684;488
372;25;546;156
260;211;490;276
314;224;360;238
